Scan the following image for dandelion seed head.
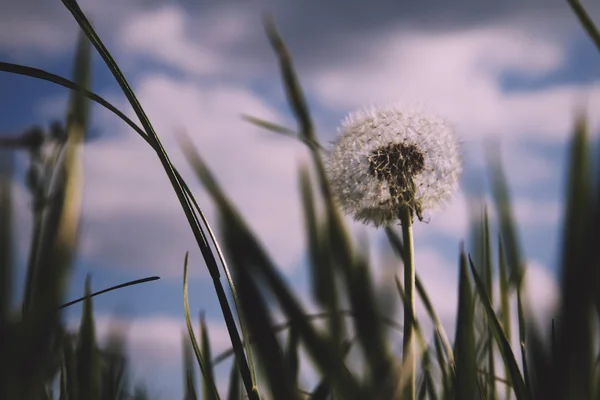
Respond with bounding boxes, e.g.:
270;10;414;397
325;104;462;227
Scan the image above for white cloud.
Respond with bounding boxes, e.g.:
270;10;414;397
307;25;600;142
77;73;308;275
117;4;262;79
0;13;73;58
119;6;223;76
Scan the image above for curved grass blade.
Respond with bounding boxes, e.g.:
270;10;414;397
58;2;256;394
59;276;160;310
469;256;528;399
183;252;221;400
0;62;147;140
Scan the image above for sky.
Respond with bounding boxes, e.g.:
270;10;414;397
1;0;600;398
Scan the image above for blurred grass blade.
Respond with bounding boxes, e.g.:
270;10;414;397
200;313;220;400
299;164;344;345
100;320;131;400
346;249;395;397
469;256;528;399
299;164;331;308
568;0;600;51
183;331;198;400
183;252;222;400
263;15;314;143
0;150;12;326
76;276;100;400
25;28;90;314
483;208;497;400
234;257;298;400
487;143;524;287
241;114;296;136
242;114;324;151
180;141;361;399
498;236;512;396
227;360;242;400
62;334;78;400
548;112;596;399
285;325;300;389
453;245;478;400
10;31;91;399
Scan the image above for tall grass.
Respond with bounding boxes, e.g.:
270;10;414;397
1;1;599;399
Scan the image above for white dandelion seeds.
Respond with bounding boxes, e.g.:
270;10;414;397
325;104;462;227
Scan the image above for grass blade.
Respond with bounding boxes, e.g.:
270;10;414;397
200;313;220;400
59;276;160;310
568;0;600;51
469;256;528;399
227;359;242;400
234;257;298;400
487;143;524;288
0;150;12;329
59;5;256;395
453;245;478;400
183;330;198;400
76;276;100;400
544;112;596;399
181;142;361;399
183;252;222;400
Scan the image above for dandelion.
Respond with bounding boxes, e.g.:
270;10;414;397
325;104;462;400
325;104;462;227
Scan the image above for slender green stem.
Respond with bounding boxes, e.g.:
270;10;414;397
399;206;416;400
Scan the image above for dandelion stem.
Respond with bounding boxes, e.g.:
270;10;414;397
399;206;416;400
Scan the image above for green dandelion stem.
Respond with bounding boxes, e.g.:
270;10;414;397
399;206;416;400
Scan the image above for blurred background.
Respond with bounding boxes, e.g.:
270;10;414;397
1;0;599;397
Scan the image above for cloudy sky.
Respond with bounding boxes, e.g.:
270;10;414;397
2;0;599;397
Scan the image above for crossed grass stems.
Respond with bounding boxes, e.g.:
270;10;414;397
1;0;600;399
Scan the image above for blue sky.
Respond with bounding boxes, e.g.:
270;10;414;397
2;0;600;397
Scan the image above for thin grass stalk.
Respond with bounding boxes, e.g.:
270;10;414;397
183;253;222;400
